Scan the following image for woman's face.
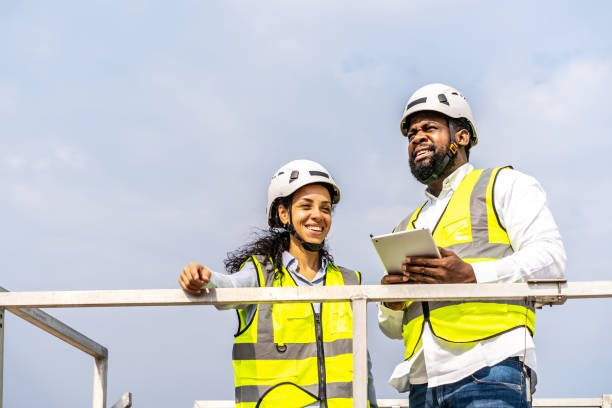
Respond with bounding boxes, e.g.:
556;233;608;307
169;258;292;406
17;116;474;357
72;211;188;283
278;184;332;244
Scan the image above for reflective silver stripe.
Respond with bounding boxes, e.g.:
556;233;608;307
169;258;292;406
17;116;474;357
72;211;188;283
465;168;513;258
235;383;319;403
403;302;424;325
326;381;353;399
255;260;281;344
232;338;352;361
256;303;275;343
324;338;352;358
395;216;411;232
235;381;353;404
233;341;317;361
469;168;492;233
446;241;514;259
337;266;359;285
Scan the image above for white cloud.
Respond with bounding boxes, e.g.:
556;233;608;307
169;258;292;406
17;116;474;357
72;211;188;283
3;145;87;171
6;154;26;168
54;146;85;168
484;57;612;123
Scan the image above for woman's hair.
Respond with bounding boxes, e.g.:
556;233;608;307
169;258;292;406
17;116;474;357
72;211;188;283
223;192;335;274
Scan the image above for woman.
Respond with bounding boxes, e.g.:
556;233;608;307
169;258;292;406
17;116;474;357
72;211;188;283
179;159;377;408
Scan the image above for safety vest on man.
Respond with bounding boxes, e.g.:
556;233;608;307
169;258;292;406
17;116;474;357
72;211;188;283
232;255;361;408
394;167;535;360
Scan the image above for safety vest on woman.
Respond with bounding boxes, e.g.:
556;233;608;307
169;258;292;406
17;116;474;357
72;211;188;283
232;255;361;408
394;166;535;360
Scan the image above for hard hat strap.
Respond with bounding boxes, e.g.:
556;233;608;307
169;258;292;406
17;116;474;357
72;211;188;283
420;119;459;185
286;206;324;252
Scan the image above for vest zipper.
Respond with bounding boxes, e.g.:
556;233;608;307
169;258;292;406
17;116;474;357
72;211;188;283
313;309;327;406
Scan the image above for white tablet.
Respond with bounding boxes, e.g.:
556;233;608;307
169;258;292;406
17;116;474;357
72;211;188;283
371;228;441;273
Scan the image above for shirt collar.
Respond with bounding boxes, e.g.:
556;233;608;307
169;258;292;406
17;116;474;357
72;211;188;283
424;162;474;201
282;250;328;274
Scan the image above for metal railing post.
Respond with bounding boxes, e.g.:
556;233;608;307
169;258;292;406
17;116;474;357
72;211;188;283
92;356;108;408
351;296;368;407
0;307;4;408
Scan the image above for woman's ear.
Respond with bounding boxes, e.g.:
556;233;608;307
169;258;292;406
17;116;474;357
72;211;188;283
455;128;470;148
277;204;290;226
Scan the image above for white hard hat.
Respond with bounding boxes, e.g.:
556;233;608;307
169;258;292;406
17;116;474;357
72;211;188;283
399;83;478;147
267;159;341;228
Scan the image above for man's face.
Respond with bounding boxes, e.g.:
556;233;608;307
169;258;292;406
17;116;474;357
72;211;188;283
406;111;451;183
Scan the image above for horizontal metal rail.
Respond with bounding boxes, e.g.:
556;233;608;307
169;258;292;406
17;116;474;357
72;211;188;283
194;395;612;408
1;281;611;309
0;287;107;359
0;287;123;408
2;282;611;408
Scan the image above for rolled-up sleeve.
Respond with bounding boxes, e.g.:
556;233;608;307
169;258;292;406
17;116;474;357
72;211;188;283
377;303;405;339
471;169;567;283
205;261;259;310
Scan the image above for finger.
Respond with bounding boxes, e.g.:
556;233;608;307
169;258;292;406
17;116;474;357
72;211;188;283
179;276;188;290
187;280;205;290
404;265;442;279
179;274;191;289
404;256;442;267
438;247;456;257
198;266;211;283
180;277;203;295
187;263;205;280
381;274;410;284
183;287;203;296
408;272;438;284
184;266;199;282
180;273;197;288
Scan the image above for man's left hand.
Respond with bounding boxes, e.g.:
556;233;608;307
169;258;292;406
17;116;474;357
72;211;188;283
402;247;476;284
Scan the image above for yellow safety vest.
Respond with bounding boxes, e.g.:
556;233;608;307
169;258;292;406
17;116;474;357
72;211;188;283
232;255;361;408
394;167;536;360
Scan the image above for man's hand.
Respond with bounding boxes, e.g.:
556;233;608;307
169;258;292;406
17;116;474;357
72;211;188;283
380;271;411;310
402;247;476;284
179;262;212;295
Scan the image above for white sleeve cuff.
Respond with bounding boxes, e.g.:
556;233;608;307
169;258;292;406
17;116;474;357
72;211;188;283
378;302;405;317
471;261;498;283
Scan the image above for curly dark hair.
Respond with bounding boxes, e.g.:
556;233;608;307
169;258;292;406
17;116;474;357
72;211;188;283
223;191;335;274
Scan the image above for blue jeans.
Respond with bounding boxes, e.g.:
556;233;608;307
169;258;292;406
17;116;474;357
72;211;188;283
409;357;533;408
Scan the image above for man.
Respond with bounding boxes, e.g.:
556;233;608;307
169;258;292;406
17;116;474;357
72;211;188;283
378;83;566;407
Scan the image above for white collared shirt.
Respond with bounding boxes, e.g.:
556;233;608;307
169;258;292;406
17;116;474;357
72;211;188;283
378;163;567;391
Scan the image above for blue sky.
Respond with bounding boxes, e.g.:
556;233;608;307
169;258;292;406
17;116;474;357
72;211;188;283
2;1;612;406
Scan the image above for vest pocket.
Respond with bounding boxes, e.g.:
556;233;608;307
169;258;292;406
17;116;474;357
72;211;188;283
272;303;316;344
439;216;472;244
328;305;353;337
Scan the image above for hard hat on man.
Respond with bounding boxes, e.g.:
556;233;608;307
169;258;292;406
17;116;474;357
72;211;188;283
400;83;479;148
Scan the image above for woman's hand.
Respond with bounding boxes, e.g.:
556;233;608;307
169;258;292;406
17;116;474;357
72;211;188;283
179;262;212;295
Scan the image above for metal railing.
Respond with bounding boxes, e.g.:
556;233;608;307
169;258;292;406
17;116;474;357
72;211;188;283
194;396;612;407
0;287;131;408
1;281;611;407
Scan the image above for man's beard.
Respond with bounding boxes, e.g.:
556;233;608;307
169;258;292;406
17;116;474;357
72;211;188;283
409;143;449;184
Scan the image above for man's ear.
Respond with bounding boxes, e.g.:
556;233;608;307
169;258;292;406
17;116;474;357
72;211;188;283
455;128;470;148
278;204;290;226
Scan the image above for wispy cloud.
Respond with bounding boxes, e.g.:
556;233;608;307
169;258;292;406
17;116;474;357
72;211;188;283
3;145;87;171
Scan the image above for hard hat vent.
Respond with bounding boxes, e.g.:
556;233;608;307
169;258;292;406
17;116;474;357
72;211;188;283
406;97;427;110
309;170;329;178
